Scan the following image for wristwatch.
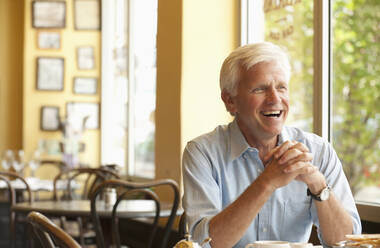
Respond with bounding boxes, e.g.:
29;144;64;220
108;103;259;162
307;186;331;201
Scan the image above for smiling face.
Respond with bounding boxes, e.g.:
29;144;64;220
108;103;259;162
223;60;289;145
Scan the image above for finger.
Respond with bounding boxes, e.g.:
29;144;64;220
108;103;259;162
280;151;313;165
283;161;316;174
291;142;309;153
272;141;297;160
298;163;318;175
278;148;303;164
263;145;281;163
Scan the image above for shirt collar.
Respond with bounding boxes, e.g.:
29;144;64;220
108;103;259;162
229;119;250;162
228;119;291;162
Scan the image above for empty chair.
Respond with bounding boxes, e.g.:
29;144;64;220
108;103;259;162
27;211;81;248
90;178;180;248
178;211;187;239
52;167;120;245
33;160;66;200
53;167;120;201
0;171;33;248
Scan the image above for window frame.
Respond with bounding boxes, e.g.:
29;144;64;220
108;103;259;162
240;0;379;224
101;0;157;180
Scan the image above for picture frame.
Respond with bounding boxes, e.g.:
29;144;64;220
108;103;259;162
37;31;61;49
66;102;99;129
40;106;60;131
32;1;66;28
73;77;97;95
74;0;101;30
77;46;95;70
36;57;64;91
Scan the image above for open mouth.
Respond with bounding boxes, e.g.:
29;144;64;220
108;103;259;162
261;110;282;118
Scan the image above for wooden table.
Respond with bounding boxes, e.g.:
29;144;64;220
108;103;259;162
12;199;179;218
12;199;183;247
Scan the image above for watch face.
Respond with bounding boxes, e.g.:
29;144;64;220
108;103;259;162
320;188;330;201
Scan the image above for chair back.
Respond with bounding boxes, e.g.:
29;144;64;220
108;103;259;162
53;167;120;201
36;160;66;178
27;211;81;248
178;211;187;238
90;178;180;248
0;171;33;203
0;171;33;248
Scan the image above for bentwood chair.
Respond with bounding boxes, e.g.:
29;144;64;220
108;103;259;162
0;171;33;248
33;160;66;200
27;211;81;248
52;167;120;245
90;178;180;248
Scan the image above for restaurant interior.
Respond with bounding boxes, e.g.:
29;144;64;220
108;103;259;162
0;0;379;247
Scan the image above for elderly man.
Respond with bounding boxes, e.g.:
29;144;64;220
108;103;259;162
182;42;361;248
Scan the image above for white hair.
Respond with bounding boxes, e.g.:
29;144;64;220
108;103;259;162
219;42;291;96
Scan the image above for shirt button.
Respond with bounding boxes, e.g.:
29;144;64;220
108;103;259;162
263;227;267;232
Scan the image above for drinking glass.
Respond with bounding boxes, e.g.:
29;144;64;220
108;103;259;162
12;150;25;175
1;149;14;170
29;150;41;177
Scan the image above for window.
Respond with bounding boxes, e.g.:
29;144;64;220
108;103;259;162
242;0;380;204
101;0;157;178
242;0;314;132
331;0;380;202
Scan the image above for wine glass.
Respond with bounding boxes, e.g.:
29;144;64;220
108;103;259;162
1;149;14;170
12;150;25;175
29;150;41;177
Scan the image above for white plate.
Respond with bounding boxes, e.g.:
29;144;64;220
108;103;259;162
345;234;380;240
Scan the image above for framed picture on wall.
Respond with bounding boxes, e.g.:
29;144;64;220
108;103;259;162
73;77;97;95
40;106;60;131
36;57;64;91
32;1;66;28
74;0;100;30
37;31;61;49
66;102;99;129
77;46;95;70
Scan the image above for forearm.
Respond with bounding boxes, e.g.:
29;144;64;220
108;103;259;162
315;192;353;246
209;178;274;248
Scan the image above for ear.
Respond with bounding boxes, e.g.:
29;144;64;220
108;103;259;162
221;90;237;115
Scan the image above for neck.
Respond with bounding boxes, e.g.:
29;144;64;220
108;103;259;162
236;120;279;161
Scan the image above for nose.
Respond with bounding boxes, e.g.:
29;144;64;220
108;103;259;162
266;87;281;104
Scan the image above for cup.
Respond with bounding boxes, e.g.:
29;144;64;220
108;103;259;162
104;188;117;207
290;243;313;248
246;241;291;248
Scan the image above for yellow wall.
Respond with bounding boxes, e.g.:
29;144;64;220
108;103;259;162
0;0;24;152
155;0;238;199
22;0;101;169
181;0;238;148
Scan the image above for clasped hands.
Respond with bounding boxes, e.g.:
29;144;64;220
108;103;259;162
259;141;325;193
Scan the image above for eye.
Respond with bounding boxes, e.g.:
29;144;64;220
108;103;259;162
277;85;288;91
252;87;265;93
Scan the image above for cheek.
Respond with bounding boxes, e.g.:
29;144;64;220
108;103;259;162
282;94;290;107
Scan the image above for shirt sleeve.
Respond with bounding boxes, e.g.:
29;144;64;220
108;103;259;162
310;141;362;246
182;141;222;247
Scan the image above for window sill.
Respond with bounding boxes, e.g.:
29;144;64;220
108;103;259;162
356;200;380;223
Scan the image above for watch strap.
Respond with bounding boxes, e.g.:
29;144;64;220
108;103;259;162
307;188;322;201
307;186;330;201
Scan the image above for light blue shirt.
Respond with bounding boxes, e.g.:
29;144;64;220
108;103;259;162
182;120;361;248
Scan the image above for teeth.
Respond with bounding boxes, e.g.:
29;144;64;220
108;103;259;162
263;111;281;115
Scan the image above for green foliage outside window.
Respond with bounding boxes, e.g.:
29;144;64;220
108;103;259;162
332;0;380;195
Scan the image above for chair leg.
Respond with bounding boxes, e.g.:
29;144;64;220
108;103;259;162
10;211;15;248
